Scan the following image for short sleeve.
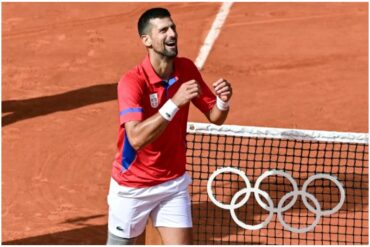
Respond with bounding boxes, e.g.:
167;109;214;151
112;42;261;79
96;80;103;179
117;74;145;125
188;62;216;114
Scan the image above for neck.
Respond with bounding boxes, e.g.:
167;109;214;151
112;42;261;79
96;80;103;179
148;51;174;80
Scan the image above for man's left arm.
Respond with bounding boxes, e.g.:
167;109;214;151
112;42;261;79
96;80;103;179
205;78;232;125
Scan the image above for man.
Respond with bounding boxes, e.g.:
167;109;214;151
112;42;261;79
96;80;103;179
107;7;232;245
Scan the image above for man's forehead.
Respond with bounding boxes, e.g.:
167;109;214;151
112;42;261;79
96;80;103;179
149;17;175;28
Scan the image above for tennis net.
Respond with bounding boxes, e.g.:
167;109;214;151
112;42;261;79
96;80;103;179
186;122;368;245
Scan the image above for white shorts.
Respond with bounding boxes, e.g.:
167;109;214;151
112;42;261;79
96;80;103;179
107;173;193;239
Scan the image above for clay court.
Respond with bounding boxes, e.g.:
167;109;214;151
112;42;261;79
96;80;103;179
2;2;368;244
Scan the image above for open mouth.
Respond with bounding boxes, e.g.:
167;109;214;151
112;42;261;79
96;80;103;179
165;40;177;47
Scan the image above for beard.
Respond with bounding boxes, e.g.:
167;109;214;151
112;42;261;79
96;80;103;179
162;47;178;58
152;42;178;58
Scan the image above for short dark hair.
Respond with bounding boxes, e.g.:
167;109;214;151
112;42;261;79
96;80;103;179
138;7;171;36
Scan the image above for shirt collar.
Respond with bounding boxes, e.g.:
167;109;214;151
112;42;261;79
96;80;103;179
141;55;178;85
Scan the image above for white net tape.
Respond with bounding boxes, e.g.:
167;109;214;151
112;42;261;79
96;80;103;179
187;122;368;144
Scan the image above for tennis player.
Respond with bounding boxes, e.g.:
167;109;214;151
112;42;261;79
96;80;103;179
107;7;232;245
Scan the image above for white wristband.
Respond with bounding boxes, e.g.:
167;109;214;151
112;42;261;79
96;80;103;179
159;99;179;121
216;96;230;111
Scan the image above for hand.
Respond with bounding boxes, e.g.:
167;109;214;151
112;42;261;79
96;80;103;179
171;80;202;107
213;78;232;102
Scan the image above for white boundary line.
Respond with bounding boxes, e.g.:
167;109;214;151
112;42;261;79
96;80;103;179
187;122;369;144
194;2;233;70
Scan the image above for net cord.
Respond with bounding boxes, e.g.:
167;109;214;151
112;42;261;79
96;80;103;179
187;122;368;144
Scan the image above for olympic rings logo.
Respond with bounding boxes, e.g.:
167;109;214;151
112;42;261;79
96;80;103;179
207;168;345;233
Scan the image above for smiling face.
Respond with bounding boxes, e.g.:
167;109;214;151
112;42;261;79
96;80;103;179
141;17;178;58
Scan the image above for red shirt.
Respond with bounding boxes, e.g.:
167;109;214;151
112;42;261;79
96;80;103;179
112;55;216;188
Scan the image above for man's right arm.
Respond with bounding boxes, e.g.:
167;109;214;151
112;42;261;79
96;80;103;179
125;80;201;151
125;114;168;151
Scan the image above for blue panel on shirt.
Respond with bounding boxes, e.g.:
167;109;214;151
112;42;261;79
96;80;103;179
121;131;137;170
119;107;143;116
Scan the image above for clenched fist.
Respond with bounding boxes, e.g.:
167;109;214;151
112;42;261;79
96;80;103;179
213;78;232;102
171;80;202;107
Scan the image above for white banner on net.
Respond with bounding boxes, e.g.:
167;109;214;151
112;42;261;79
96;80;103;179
187;122;369;144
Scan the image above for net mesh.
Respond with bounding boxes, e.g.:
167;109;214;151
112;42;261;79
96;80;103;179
186;122;368;245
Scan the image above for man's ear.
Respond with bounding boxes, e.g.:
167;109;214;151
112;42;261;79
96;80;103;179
141;34;152;48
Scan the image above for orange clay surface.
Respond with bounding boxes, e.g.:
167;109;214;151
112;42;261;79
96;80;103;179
2;2;367;244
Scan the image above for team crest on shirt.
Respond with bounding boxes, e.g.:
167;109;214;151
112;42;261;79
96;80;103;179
149;93;159;108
